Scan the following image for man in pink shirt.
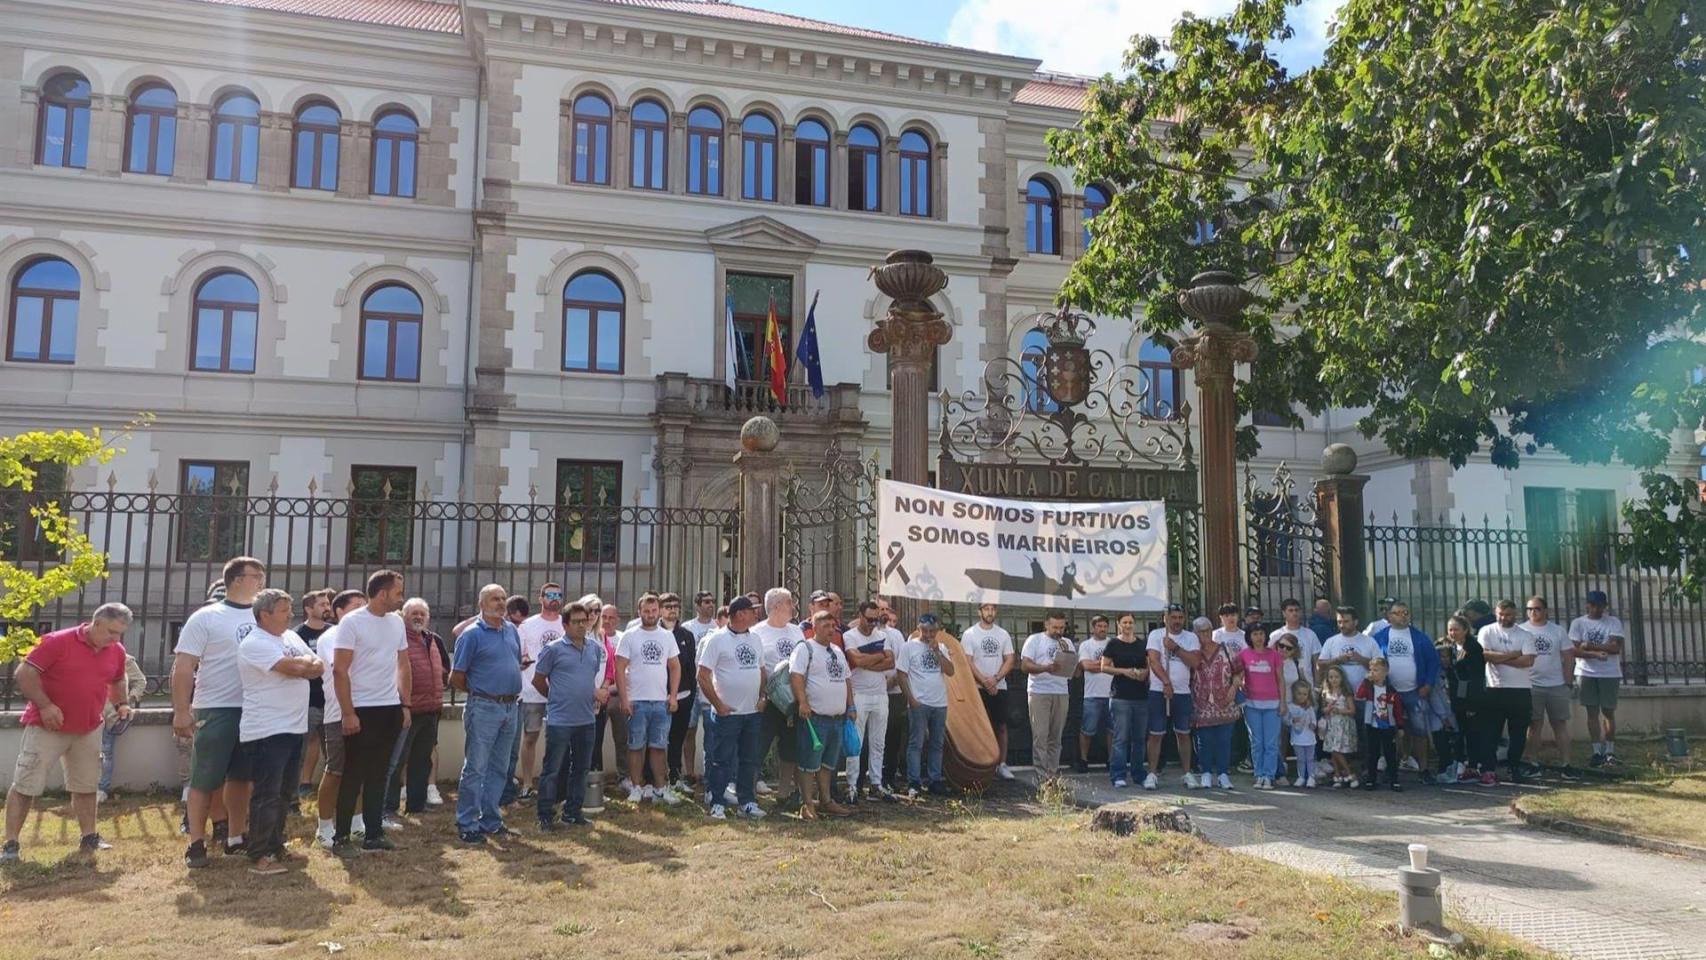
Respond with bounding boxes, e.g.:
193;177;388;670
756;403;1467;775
3;604;134;863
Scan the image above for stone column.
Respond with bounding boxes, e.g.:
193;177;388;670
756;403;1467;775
668;111;687;194
830;130;848;211
881;135;900;215
869;250;951;623
613;105;631;188
89;93;125;176
174;102;208;184
336;118;366;198
725;117;741;200
779;122;797;204
1314;443;1370;611
735;416;783;591
1172;270;1258;609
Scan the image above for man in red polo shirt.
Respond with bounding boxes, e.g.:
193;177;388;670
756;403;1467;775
3;603;133;863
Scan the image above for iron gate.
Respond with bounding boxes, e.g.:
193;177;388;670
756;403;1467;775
1240;463;1330;613
780;444;880;604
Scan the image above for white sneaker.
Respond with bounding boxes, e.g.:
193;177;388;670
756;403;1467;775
381;817;404;832
1217;774;1233;790
642;785;658;802
723;786;738;806
425;785;444;807
1304;776;1317;788
996;764;1015;781
351;815;367;838
657;788;682;806
708;804;727;820
625;786;644;803
1377;757;1387;772
1142;773;1158;790
739;802;767;819
316;825;335;850
1113;778;1128;788
755;780;774;796
1183;773;1201;789
620;777;634;791
1400;756;1421;772
95;789;110;803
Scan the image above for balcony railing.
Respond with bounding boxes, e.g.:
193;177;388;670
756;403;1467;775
655;373;863;423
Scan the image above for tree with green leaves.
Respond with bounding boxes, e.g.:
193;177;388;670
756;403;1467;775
1050;1;1705;586
0;427;124;662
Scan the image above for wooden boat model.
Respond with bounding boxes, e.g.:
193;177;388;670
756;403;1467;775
910;629;1002;790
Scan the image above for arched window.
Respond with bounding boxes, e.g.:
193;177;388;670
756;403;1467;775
563;270;624;374
1026;178;1059;254
7;257;79;363
630;99;668;191
125;83;177;176
209;91;261;183
1019;328;1055;413
794;118;829;207
1138;337;1180;419
848;124;881;212
291;101;341;190
687;106;723;196
371;109;418;198
899;130;931;217
190;271;259;373
1187;216;1219;246
1083;184;1109;249
571;93;611;185
741;112;777;201
360;283;423;382
36;73;91;169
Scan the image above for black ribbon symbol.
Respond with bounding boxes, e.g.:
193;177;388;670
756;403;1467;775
884;541;910;585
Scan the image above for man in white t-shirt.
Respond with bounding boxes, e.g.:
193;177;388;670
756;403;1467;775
173;555;264;869
1272;598;1323;689
615;593;682;805
1076;615;1114;774
753;588;805;806
1477;600;1538;785
513;583;566;801
236;589;323;875
789;610;853;819
698;597;768;819
1318;606;1379;765
329;569;411;855
960;603;1016;780
897;613;956;797
1522;595;1575;777
1021;611;1078;779
1144;605;1201;789
842;600;898;801
1570;590;1626;767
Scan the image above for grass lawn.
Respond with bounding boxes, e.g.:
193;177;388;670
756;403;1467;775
1514;738;1706;848
0;786;1544;960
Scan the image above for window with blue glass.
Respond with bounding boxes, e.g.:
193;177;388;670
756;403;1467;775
899;130;931;216
687;106;723;195
36;73;90;169
209;92;260;183
848;124;881;212
1139;337;1181;419
742;112;777;201
563;270;624;374
1083;184;1109;249
1026;178;1059;254
371;109;418;197
125;83;177;176
360;284;423;382
1020;328;1056;413
190;271;259;373
7;257;79;364
291;101;340;190
630;99;667;190
571;94;611;185
794;118;829;206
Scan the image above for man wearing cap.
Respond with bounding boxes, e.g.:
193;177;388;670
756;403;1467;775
699;596;769;819
1367;597;1398;637
1569;590;1625;767
898;613;956;797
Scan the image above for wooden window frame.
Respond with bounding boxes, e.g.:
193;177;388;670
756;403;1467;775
370;109;418;198
35;73;90;169
630;100;668;191
1138;339;1182;420
562;271;625;375
209;93;260;183
123;83;177;176
7;257;79;364
1083;184;1109;248
686;107;723;196
794;119;830;207
553;459;622;564
290;101;341;191
898;131;931;217
176;459;250;563
727;272;793;385
848;126;881;213
358;284;423;383
571;95;612;186
1026;179;1060;255
189;272;259;374
741;114;778;202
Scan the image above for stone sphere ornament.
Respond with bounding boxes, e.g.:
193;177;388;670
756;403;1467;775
1322;443;1359;476
740;416;780;453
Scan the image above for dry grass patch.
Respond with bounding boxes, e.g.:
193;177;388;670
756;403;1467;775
1515;738;1706;848
0;790;1543;960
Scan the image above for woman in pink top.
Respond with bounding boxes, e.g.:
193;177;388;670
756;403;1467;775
1236;624;1287;789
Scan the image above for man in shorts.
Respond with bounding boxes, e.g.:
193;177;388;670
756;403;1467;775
960;603;1016;780
615;594;682;804
2;604;133;864
1570;590;1625;767
1144;605;1201;789
1521;596;1576;778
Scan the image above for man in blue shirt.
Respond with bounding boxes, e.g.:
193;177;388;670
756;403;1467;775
449;583;523;843
531;600;607;829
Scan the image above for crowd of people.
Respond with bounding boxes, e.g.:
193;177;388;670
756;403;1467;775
0;555;1628;874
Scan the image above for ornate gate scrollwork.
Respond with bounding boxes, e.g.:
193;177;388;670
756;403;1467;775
780;441;881;603
1241;462;1330;611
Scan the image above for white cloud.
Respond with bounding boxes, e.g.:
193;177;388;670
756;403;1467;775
946;0;1339;75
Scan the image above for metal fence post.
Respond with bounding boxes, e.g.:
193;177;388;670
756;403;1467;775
735;416;782;593
1312;443;1370;613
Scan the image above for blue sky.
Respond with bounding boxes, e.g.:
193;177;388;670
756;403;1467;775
752;0;1339;75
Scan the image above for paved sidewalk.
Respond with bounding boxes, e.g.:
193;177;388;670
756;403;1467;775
1066;771;1706;960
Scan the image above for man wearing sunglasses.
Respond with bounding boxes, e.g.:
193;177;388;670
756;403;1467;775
1272;599;1322;689
514;583;567;801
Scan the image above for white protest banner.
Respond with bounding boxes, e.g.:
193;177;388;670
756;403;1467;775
877;478;1169;610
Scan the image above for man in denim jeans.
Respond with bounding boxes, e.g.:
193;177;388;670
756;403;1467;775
615;594;682;805
898;613;956;798
698;596;768;819
449;584;523;844
531;601;606;829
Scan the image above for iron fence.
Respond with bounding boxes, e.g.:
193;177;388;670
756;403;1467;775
1366;517;1706;684
0;488;741;708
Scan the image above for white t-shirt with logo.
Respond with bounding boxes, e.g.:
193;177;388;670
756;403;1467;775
1381;627;1420;692
843;624;897;698
1319;631;1380;694
1273;624;1322;687
1146;628;1199;694
699;628;764;715
686;617;717;647
1021;632;1075;696
1478;622;1538;689
884;626;906;691
237;627;314;742
517;614;563;704
1525;621;1570;687
333;606;407;708
1212;627;1248;656
898;637;949;708
176;601;257;710
1078;636;1113;699
616;624;680;702
754;621;806;674
789;639;849;715
1568;614;1624;679
316;626;344;726
960;623;1014;691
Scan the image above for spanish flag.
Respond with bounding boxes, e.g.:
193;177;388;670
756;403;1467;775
764;296;788;405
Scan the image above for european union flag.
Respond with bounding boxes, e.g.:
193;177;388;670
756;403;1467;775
795;291;825;399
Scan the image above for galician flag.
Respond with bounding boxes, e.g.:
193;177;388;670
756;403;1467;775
795;291;824;399
724;294;739;391
764;296;788;405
